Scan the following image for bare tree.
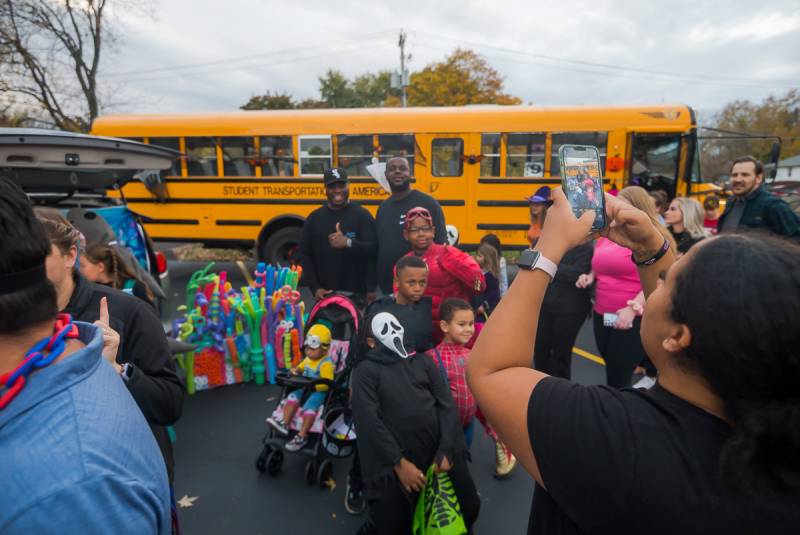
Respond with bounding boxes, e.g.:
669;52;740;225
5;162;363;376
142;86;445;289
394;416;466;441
0;0;110;131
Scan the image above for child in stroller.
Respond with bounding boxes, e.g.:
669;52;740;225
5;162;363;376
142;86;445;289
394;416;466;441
256;293;362;486
267;323;334;451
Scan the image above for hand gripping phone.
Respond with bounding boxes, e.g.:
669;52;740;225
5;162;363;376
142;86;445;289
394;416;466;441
558;145;607;232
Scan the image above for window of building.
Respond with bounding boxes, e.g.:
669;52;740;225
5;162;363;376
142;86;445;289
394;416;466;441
299;136;331;175
185;137;218;176
220;137;255;176
337;135;373;176
551;132;608;176
147;137;181;177
431;138;463;177
259;136;294;177
480;133;501;177
506;133;545;177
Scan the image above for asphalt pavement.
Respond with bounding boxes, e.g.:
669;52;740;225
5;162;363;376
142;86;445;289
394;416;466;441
164;259;606;534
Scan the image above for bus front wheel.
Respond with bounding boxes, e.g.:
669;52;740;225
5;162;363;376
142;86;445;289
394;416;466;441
259;226;302;266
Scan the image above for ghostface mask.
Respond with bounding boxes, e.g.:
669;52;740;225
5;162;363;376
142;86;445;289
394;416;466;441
371;312;408;359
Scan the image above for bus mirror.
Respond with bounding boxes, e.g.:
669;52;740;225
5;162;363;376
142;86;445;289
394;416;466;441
768;142;781;181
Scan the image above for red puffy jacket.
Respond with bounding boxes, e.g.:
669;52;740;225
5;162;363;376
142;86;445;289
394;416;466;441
403;243;485;342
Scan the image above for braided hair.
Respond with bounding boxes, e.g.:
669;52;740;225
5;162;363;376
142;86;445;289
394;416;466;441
83;243;155;302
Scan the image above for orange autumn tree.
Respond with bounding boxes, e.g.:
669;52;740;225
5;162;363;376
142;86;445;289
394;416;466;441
406;49;522;107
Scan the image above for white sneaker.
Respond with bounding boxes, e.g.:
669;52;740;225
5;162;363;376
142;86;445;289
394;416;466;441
267;416;289;435
633;375;657;390
285;435;308;452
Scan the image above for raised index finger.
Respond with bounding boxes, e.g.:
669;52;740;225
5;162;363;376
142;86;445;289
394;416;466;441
99;296;109;325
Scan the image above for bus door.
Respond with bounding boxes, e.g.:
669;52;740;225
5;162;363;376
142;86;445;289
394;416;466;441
415;133;479;242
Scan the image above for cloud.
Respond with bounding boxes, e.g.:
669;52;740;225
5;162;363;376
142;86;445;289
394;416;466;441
100;0;800;115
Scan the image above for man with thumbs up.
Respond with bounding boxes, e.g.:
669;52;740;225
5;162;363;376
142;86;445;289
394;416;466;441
299;167;377;306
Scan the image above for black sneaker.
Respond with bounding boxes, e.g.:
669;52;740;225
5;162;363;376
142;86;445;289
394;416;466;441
345;478;366;515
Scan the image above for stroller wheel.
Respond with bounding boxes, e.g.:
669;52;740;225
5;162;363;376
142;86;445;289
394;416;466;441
317;459;333;489
304;459;319;485
266;449;284;476
255;447;269;473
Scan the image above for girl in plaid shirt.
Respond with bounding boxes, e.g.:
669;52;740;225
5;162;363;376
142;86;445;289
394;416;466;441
428;298;518;478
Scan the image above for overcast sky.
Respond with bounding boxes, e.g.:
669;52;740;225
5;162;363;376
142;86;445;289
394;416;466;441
101;0;799;118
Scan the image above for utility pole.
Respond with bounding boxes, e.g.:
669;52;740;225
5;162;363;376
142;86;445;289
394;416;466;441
398;30;409;107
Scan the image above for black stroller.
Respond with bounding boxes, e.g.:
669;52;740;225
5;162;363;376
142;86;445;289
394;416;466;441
255;294;361;487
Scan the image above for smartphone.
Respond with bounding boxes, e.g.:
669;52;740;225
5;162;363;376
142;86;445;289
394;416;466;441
558;145;607;231
603;313;619;327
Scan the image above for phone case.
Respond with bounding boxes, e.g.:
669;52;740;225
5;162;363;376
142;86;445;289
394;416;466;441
603;313;618;327
558;144;606;231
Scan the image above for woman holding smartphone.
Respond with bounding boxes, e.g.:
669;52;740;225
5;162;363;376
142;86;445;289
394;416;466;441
468;188;800;534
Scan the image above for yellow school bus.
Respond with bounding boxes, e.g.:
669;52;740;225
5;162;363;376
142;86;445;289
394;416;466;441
91;104;709;263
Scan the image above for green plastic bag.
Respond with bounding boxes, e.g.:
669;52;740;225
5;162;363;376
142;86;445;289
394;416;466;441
412;464;468;535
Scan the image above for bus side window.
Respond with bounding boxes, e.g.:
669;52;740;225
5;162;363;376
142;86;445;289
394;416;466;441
550;132;608;176
506;133;545;177
337;135;372;176
431;138;463;177
147;137;181;177
481;134;501;177
378;134;415;169
260;136;293;177
185;137;218;176
299;136;332;175
221;137;255;177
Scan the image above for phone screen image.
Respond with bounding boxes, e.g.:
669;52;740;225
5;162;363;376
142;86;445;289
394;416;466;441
559;145;606;230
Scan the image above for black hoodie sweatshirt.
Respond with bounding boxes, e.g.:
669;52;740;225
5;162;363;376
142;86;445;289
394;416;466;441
350;347;466;488
64;273;185;482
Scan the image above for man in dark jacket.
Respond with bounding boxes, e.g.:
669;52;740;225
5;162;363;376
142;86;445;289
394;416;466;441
38;213;184;483
375;157;447;294
718;156;800;238
299;167;377;304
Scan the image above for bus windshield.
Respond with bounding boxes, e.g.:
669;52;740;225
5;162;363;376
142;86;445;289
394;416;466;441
630;133;680;196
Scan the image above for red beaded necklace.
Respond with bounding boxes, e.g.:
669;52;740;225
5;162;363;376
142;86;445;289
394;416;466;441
0;314;79;409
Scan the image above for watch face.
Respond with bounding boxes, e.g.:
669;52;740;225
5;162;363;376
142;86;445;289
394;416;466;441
517;249;541;269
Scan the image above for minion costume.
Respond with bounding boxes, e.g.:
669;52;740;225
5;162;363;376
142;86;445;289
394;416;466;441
285;324;334;416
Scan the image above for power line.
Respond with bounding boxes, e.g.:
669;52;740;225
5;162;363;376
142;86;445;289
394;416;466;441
414;39;797;91
104;31;392;79
413;30;798;87
114;40;390;84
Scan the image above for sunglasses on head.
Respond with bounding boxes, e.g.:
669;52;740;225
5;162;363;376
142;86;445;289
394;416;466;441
405;207;432;229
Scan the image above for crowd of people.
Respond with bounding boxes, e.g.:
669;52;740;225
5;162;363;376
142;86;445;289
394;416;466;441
2;151;799;534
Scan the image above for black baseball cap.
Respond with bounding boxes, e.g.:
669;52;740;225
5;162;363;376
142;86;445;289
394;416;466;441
323;167;348;185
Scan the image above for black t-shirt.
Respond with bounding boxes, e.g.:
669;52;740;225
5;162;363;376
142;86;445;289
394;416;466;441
375;190;447;294
527;377;800;534
541;242;592;316
299;202;377;295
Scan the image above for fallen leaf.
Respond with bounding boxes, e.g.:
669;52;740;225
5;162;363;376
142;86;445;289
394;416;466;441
324;476;336;492
177;495;199;508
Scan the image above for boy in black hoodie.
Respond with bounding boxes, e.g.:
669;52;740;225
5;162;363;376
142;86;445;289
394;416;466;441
351;311;480;535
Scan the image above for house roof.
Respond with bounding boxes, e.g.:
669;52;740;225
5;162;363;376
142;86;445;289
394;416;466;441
778;154;800;167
